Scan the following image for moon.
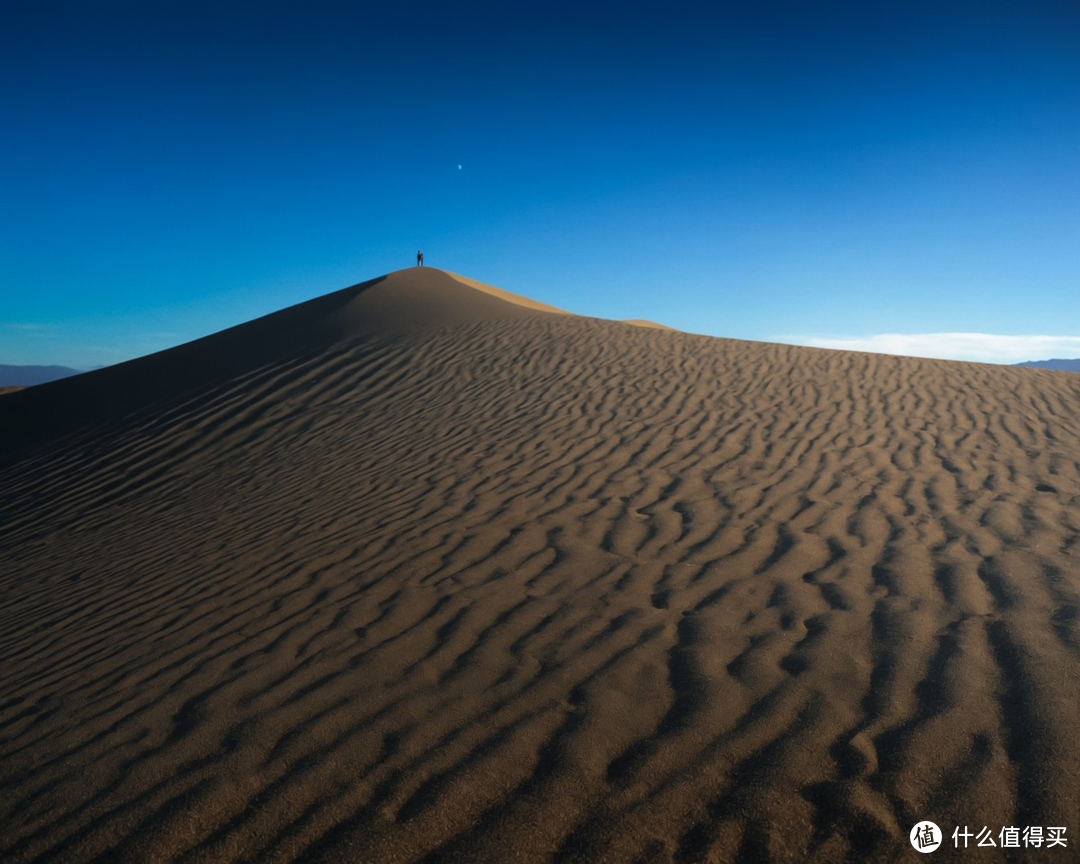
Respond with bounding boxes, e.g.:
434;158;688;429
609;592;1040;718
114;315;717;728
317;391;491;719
457;164;462;170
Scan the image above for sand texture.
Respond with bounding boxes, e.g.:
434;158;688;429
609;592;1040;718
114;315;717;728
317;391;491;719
1;268;1078;862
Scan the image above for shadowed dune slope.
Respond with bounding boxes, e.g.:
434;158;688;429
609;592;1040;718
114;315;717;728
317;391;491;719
0;268;550;455
1;270;1079;863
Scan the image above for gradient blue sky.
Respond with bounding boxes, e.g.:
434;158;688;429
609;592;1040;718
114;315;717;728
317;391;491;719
3;0;1078;368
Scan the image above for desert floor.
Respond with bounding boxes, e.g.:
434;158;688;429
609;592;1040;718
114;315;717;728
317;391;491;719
1;269;1078;862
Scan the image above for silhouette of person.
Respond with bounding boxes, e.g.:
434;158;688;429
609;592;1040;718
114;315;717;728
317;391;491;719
417;250;424;267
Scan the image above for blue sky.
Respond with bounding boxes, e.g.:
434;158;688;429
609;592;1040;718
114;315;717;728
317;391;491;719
2;0;1078;368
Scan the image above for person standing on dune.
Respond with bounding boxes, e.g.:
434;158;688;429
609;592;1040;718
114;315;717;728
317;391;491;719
417;250;424;267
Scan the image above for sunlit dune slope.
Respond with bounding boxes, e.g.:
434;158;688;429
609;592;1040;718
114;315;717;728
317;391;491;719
1;269;1079;863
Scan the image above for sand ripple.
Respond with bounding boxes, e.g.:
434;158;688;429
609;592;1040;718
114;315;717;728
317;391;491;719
1;305;1079;861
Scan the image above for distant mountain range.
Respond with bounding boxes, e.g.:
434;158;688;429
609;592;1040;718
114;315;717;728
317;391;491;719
1015;358;1080;372
0;365;81;387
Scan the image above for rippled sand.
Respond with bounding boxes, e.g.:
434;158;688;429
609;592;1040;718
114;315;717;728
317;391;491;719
1;269;1078;862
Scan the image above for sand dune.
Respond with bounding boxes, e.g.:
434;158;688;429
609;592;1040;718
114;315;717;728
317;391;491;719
1;268;1078;862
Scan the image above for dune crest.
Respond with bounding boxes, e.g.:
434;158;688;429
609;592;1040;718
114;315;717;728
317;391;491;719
442;270;571;316
1;269;1078;862
621;318;678;331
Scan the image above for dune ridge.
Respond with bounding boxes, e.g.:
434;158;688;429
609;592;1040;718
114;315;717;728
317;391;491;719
1;270;1078;862
441;271;571;316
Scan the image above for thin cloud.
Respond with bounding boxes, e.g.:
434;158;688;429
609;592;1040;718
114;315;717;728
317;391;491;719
779;333;1080;365
4;322;52;332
